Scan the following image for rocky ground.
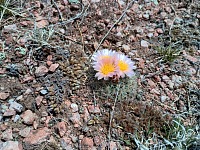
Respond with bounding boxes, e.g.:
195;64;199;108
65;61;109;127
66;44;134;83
0;0;199;150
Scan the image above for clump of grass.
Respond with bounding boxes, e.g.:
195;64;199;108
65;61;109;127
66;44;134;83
25;26;54;47
155;46;181;62
90;75;137;101
130;117;199;149
0;0;23;21
162;118;199;149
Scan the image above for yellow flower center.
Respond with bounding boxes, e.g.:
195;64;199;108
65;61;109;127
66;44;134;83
118;60;128;71
100;63;115;75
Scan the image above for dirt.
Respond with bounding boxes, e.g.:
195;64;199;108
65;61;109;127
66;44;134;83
0;0;199;149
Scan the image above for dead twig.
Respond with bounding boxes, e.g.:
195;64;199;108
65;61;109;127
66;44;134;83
76;22;85;55
51;0;64;22
108;84;121;149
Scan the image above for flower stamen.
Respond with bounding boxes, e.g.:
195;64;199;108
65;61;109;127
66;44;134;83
100;63;115;75
118;60;128;71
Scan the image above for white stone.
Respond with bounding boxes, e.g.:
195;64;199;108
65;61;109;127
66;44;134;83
141;40;149;47
71;103;79;112
0;141;20;150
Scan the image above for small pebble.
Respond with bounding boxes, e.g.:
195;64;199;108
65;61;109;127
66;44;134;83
13;114;20;122
141;40;149;48
0;114;3;122
71;103;79;112
19;127;31;137
143;13;150;20
1;105;8;113
161;95;168;102
40;89;48;95
3;109;16;117
71;136;78;143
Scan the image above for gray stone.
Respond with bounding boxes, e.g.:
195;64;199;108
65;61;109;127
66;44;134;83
4;24;17;31
122;44;131;51
141;40;149;48
0;114;3;122
9;101;23;113
147;33;153;38
0;141;20;150
1;105;8;113
143;13;150;20
40;89;48;95
13;114;20;122
161;95;168;102
1;129;13;141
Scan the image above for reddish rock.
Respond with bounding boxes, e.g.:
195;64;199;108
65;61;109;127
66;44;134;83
3;109;16;117
36;20;48;28
148;79;156;88
47;55;52;61
23;127;50;145
22;75;34;83
0;68;6;74
110;141;117;150
19;127;31;138
35;95;43;107
56;122;67;137
94;136;101;146
81;137;94;149
185;55;198;63
138;58;145;69
46;61;53;66
87;105;101;114
1;128;13;141
0;124;8;131
150;88;160;95
83;106;90;122
156;28;163;34
165;7;172;13
74;124;80;128
21;110;36;125
154;75;161;82
64;99;72;108
70;113;81;124
45;116;52;127
35;66;48;77
0;92;10;100
49;63;59;72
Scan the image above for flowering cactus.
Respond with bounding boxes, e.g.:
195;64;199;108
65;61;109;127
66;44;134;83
92;49;136;80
